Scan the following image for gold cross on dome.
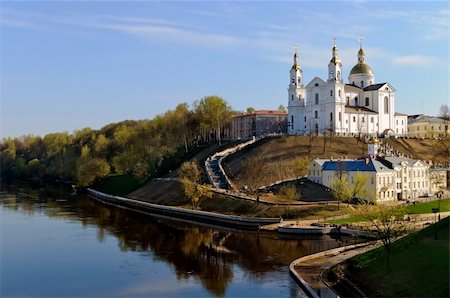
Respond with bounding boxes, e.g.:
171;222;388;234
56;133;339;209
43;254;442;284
293;44;298;54
359;38;364;48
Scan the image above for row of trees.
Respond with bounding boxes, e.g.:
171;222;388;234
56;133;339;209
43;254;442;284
1;96;234;187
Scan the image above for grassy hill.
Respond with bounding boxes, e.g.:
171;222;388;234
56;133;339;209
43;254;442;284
223;136;368;189
332;217;449;297
384;138;446;164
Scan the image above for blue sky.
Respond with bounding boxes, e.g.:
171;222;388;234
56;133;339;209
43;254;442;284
1;1;449;138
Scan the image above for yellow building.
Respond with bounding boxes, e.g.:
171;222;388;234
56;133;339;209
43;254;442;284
408;115;450;139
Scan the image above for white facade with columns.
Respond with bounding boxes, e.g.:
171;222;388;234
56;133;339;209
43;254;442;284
288;42;408;136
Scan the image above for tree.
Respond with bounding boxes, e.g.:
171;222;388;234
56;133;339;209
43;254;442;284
277;184;299;218
349;171;369;200
438;104;449;120
179;161;212;209
331;177;350;210
291;156;309;178
278;104;287;113
246;107;256;113
241;156;268;201
353;203;408;272
195;96;233;145
76;145;110;187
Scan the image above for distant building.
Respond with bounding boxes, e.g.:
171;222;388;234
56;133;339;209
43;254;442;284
287;41;408;137
231;110;287;140
407;114;449;139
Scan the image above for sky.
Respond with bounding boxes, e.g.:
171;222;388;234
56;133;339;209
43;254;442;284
1;1;449;138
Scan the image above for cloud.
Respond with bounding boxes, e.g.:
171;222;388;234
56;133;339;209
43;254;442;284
392;55;440;67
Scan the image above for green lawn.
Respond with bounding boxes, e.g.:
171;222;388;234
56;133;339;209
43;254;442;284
406;198;450;214
346;217;449;297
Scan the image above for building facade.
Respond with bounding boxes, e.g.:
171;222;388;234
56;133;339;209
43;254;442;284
308;155;447;203
407;115;450;139
287;42;407;137
230;110;288;140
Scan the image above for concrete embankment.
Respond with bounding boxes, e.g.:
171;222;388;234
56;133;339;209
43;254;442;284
87;188;280;230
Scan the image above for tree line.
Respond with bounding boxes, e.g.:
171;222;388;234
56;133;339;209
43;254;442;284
1;96;233;187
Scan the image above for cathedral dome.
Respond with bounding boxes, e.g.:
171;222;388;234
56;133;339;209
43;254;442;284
349;62;373;75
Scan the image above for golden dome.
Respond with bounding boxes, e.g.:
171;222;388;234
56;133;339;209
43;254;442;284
350;62;373;75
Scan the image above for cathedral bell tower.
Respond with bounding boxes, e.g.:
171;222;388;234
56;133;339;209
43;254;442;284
328;38;343;82
288;46;305;133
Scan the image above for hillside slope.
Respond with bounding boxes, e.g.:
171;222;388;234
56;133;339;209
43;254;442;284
384;138;447;165
223;136;367;188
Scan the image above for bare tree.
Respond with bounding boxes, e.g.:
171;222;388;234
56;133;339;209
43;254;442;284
241;156;268;203
353;203;409;272
277;184;299;218
438;104;449;120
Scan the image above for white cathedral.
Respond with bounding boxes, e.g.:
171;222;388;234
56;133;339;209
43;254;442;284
287;42;408;136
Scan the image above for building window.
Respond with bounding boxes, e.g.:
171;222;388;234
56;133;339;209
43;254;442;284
291;115;294;128
298;78;301;84
361;80;364;87
371;116;374;123
304;116;306;122
337;71;340;80
330;90;333;97
362;116;365;123
353;116;356;122
365;97;369;106
402;120;404;125
339;112;342;121
346;96;350;105
330;112;333;122
354;97;358;106
384;96;389;114
396;120;398;125
338;89;341;97
371;177;374;184
315;111;318;118
291;95;294;101
315;83;319;87
315;93;319;104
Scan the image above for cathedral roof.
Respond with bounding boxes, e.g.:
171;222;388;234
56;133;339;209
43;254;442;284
345;106;378;115
349;62;373;76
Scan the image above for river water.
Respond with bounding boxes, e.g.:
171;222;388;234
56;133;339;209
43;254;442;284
0;183;357;297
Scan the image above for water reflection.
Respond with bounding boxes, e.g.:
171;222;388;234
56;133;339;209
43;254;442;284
1;183;357;297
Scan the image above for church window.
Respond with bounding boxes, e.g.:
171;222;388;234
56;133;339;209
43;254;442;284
291;95;294;101
330;112;333;122
361;80;364;87
402;120;404;125
337;71;340;80
291;115;294;128
346;96;350;105
365;97;369;106
353;116;356;122
315;83;319;87
292;77;295;83
298;78;301;84
362;116;365;123
304;116;306;122
352;81;355;85
315;94;319;104
330;90;333;97
315;111;318;118
354;97;358;106
396;120;398;125
384;97;389;114
338;112;342;121
371;117;374;123
338;89;341;97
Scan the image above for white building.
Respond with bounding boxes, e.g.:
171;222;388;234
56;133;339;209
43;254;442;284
287;41;408;137
308;145;447;203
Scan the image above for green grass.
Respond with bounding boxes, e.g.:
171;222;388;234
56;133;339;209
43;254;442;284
346;217;449;297
406;198;450;214
326;216;364;224
93;173;145;196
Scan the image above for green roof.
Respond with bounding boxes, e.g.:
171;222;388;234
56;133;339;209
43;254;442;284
350;62;373;75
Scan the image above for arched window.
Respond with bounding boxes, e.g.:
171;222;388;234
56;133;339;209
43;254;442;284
338;112;342;121
365;97;369;106
362;116;365;123
337;71;340;80
292;77;295;83
291;95;294;101
338;89;341;97
360;80;364;87
330;112;333;122
304;116;306;122
346;96;350;105
291;115;294;128
315;93;319;104
354;97;358;106
384;96;389;114
315;111;318;118
330;90;333;97
298;77;301;84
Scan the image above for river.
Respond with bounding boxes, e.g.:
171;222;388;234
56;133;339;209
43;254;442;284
0;182;358;297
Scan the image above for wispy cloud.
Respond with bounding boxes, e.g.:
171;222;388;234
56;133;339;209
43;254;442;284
392;55;440;67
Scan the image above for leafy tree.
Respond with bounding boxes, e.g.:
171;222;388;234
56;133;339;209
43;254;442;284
76;145;110;187
277;184;299;218
42;132;71;156
331;177;350;210
353;203;408;272
179;161;212;209
93;133;109;154
278;104;287;113
291;156;309;178
195;96;233;145
349;171;369;200
246;107;255;113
